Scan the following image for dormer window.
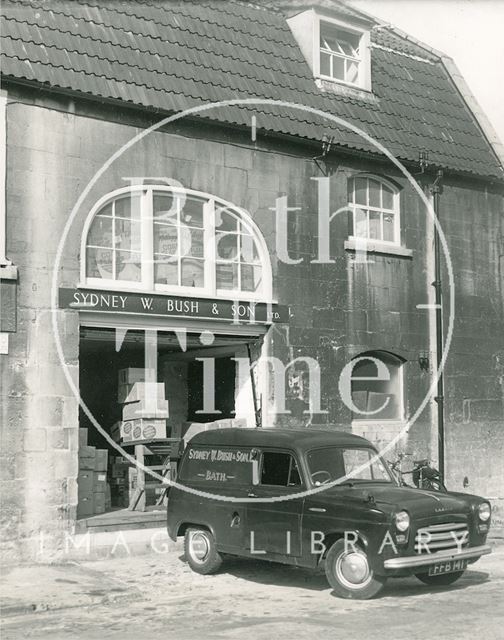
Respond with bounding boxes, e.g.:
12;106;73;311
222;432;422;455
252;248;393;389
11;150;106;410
287;10;372;92
319;22;361;85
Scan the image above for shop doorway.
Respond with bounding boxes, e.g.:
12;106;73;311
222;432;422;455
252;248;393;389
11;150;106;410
77;325;261;530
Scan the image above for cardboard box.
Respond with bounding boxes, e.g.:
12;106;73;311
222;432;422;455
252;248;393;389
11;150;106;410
118;382;165;404
79;428;88;447
78;470;93;495
122;418;166;441
118;368;146;386
93;471;107;492
93;492;106;514
79;445;96;470
94;449;108;471
110;460;129;478
122;399;169;421
77;494;94;518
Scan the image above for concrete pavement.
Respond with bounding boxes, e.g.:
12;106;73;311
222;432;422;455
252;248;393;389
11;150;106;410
2;540;504;639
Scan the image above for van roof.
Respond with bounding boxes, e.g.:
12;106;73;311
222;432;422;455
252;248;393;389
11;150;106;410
187;427;372;452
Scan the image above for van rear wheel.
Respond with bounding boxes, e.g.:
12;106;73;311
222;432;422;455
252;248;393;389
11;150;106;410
325;539;386;599
184;527;223;575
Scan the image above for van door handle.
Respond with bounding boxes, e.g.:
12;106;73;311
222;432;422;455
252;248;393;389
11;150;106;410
308;507;326;513
247;492;258;498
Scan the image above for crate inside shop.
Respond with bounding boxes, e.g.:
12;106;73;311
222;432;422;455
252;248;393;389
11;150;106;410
77;428;109;518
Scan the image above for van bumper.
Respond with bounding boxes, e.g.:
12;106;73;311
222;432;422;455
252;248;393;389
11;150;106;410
383;544;491;570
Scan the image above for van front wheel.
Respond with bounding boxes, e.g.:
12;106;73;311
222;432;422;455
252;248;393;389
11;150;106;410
184;527;223;575
325;539;386;599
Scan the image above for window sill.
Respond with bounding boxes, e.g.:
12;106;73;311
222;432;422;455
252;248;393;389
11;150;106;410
315;78;378;104
344;239;413;258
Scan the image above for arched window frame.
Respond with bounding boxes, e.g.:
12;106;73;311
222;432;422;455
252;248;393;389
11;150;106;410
347;174;401;246
80;185;273;302
350;350;406;424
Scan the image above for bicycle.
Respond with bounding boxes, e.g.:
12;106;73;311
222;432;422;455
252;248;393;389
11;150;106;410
388;453;447;492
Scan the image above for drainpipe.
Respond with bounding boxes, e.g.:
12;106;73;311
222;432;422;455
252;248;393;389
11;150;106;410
430;170;445;482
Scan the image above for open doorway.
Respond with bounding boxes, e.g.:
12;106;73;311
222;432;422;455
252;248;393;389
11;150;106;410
77;325;260;528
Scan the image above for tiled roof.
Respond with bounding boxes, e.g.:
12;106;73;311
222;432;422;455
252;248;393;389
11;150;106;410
1;0;502;179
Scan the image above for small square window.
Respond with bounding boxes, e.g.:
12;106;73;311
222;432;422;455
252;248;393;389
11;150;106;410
319;22;362;86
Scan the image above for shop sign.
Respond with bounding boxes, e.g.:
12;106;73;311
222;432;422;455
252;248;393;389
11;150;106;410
58;287;289;324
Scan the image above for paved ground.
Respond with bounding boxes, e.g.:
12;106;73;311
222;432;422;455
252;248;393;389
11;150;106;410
2;541;504;640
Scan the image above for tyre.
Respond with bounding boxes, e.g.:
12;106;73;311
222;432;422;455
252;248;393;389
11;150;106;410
415;570;465;586
324;539;387;599
184;527;223;575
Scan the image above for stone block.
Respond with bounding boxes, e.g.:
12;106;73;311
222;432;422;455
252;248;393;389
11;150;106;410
24;428;47;452
53;450;79;481
46;427;70;450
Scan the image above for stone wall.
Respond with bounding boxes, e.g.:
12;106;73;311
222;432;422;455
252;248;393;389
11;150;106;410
1;87;502;560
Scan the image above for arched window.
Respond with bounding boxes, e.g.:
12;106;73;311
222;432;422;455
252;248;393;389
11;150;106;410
347;175;400;245
82;186;272;300
350;351;405;421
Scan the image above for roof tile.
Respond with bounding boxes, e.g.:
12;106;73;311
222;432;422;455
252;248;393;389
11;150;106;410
0;0;501;178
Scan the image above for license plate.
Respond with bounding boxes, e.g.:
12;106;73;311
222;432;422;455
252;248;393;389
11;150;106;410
428;559;468;576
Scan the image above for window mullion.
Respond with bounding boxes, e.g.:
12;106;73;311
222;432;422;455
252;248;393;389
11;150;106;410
177;197;182;286
205;199;216;295
141;188;154;289
112;201;116;280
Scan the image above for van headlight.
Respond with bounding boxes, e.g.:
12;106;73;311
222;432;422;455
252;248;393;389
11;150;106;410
477;502;491;522
395;510;410;532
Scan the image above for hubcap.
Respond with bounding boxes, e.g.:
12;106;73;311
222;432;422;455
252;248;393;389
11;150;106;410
336;551;371;589
189;532;209;562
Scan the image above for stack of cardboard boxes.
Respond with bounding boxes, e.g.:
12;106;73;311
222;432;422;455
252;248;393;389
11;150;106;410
108;454;130;508
77;428;109;518
113;368;169;443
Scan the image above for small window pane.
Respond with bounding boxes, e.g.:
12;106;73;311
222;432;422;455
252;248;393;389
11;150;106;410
368;179;381;207
181;198;204;228
87;216;113;248
240;235;260;263
382;185;394;210
116;251;141;282
346;59;359;84
86;246;113;278
216;233;238;261
216;262;238;290
320;51;331;76
187;229;204;258
115;196;141;220
154;256;178;285
181;258;204;287
115;219;141;252
369;211;381;240
215;208;238;232
241;265;262;292
96;202;113;218
383;214;395;242
354;208;367;238
332;55;345;80
153;193;177;223
353;178;367;205
154;223;178;256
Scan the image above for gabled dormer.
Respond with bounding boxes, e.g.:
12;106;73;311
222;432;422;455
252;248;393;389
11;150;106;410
287;6;374;92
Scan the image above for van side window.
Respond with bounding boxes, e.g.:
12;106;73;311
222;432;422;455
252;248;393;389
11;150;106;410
261;451;302;487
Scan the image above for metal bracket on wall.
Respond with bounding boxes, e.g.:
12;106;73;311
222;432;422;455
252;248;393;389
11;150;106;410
312;134;335;176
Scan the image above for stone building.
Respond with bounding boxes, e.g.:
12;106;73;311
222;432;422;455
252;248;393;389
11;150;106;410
0;0;503;560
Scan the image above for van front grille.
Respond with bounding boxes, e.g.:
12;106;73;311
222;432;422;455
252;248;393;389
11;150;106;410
415;522;469;555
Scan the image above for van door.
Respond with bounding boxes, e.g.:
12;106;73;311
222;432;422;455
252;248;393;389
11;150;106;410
245;450;304;558
176;444;252;553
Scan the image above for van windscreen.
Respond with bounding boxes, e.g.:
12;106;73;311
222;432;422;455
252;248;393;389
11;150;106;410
179;446;254;485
